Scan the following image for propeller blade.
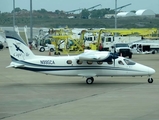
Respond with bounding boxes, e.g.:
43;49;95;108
104;52;118;63
109;52;118;67
114;59;115;67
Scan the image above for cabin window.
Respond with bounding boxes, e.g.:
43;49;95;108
118;60;124;65
66;60;72;64
107;61;113;65
97;61;103;65
77;60;83;64
87;61;93;65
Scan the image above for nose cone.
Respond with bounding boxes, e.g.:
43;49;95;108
148;67;156;75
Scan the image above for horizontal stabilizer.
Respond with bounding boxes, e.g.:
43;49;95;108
6;62;24;68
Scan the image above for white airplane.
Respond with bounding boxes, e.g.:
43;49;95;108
5;31;155;84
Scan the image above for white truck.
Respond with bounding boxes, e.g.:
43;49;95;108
84;35;97;49
130;42;159;54
84;34;141;51
111;43;133;58
101;36;142;51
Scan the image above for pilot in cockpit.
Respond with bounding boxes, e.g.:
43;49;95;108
118;60;124;65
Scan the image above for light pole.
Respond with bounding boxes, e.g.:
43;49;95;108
30;0;33;43
115;0;117;29
13;0;15;30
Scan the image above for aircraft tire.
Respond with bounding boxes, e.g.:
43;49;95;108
86;77;94;84
0;43;4;50
148;78;153;83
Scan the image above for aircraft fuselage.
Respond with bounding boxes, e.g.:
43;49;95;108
16;55;155;77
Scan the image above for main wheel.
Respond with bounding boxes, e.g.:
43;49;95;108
90;77;94;81
148;78;153;83
86;77;94;84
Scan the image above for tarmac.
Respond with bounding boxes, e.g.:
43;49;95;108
0;48;159;120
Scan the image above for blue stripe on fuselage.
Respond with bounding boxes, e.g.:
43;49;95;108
10;56;143;72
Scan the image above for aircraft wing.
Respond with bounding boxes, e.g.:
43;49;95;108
6;62;24;68
77;50;110;61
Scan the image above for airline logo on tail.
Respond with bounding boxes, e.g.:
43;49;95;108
13;43;24;53
12;43;30;58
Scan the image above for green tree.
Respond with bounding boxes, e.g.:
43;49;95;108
55;10;60;14
11;7;21;13
90;8;114;18
81;9;89;19
54;10;64;14
40;9;47;13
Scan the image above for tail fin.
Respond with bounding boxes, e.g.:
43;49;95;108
5;30;35;61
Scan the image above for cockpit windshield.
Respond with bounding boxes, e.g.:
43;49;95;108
123;59;136;65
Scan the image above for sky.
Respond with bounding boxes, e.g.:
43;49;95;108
0;0;159;13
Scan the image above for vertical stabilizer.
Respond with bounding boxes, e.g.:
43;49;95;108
5;30;35;61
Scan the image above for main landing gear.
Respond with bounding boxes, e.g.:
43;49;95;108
148;77;153;83
85;77;154;84
86;77;94;84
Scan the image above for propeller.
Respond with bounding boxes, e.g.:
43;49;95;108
110;45;115;66
103;52;118;67
109;52;118;66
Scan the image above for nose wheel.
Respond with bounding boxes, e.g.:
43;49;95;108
86;77;94;84
148;78;153;83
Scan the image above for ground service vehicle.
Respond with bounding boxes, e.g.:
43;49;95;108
111;43;133;58
130;42;159;54
38;39;55;52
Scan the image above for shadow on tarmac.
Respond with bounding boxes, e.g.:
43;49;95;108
3;81;146;88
